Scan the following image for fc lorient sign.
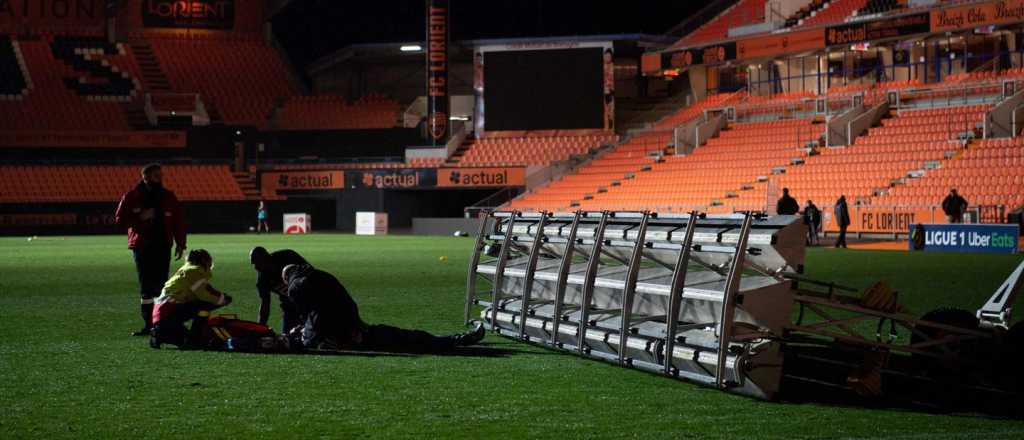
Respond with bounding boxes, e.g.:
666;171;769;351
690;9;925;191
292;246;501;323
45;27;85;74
142;0;234;30
425;0;449;146
910;223;1019;254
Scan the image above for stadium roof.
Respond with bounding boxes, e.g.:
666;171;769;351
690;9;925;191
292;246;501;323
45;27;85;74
307;34;677;76
272;0;706;73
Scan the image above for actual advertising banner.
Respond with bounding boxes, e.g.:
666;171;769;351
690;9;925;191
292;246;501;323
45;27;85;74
909;223;1020;254
825;13;931;46
931;0;1024;33
261;167;526;192
260;171;345;196
737;29;824;60
436;167;526;188
142;0;235;30
346;168;438;189
664;41;737;69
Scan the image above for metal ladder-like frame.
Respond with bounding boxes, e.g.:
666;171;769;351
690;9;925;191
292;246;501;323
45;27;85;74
467;210;757;389
489;211;520;331
549;210;583;347
714;213;753;388
662;211;699;376
616;212;651;365
576;211;610;354
517;211;550;340
463;211;494;325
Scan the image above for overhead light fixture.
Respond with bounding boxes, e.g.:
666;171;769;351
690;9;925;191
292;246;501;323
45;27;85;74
400;45;423;52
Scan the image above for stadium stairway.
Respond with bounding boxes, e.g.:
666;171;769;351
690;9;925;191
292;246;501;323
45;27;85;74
129;42;172;93
508;93;743;211
871;136;1024;214
615;92;696;132
232;171;262;200
766;103;991;213
796;0;869;28
445;137;472;165
577;118;821;213
674;0;766;48
116;42;174;129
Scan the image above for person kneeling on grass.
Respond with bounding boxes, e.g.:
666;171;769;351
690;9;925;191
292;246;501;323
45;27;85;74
150;249;233;349
280;264;484;353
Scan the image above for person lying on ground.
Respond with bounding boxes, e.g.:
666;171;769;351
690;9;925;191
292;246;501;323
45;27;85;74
280;263;484;353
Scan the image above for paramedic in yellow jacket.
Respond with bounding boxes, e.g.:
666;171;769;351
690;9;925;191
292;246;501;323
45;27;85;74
150;249;233;349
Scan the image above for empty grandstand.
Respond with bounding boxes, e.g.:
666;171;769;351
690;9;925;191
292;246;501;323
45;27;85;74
0;0;1022;238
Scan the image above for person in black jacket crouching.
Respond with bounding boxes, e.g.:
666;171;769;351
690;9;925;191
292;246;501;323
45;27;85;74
280;264;484;352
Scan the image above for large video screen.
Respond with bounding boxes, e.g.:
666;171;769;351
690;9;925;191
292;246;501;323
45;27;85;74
484;47;604;131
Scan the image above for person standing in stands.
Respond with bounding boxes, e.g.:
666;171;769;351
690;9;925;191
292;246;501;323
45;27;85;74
834;195;850;249
776;188;800;215
803;200;821;246
256;200;270;233
942;188;969;223
115;163;186;336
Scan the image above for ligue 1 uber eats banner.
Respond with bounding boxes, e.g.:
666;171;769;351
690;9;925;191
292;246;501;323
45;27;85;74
910;223;1020;254
260;168;525;195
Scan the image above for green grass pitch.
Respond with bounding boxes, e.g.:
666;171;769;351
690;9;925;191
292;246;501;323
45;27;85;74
2;233;1024;439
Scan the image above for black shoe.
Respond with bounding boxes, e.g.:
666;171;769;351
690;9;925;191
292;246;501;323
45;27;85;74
132;327;151;337
456;321;485;346
149;335;161;349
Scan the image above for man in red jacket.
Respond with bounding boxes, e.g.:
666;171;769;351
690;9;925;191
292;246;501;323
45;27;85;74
115;163;187;336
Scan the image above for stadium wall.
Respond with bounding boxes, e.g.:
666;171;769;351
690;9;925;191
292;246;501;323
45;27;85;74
334;188;493;232
0;198;336;236
261;129;422;160
312;59;473;105
411;217;484;236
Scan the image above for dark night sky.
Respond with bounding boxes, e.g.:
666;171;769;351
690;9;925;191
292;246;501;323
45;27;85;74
272;1;707;72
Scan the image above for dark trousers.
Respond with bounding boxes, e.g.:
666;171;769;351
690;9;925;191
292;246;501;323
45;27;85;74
152;301;224;347
280;301;301;334
132;243;171;328
836;225;848;248
359;324;457;353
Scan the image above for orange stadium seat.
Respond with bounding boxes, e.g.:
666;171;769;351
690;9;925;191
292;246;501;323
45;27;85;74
0;165;246;203
510;93;744;212
674;0;766;48
275;94;400;130
770;104;991;211
0;35;140;131
576;118;819;212
875;137;1024;209
453;133;618;168
797;0;869;28
147;37;298;127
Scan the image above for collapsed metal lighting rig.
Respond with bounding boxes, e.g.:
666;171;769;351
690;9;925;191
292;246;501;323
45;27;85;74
463;210;1024;404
